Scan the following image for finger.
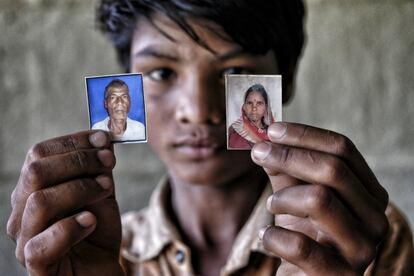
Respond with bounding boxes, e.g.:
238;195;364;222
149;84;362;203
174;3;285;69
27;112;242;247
265;171;305;192
7;149;115;243
24;211;96;273
251;142;383;223
83;197;122;252
260;226;356;275
22;149;115;190
26;130;111;163
267;122;388;208
16;176;114;264
267;184;386;267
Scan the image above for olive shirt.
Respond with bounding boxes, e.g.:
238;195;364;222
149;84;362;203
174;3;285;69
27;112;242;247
120;178;414;276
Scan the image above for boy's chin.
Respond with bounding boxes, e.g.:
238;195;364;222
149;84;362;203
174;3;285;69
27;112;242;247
169;156;256;186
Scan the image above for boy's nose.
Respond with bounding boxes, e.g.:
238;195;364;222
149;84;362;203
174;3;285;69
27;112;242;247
175;75;223;125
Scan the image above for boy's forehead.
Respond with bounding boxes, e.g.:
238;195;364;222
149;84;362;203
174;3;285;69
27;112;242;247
129;12;279;74
131;13;240;57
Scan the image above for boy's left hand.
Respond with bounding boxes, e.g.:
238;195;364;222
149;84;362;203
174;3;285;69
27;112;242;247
252;122;389;275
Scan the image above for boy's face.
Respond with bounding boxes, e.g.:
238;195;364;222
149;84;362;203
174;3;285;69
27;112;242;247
130;15;279;185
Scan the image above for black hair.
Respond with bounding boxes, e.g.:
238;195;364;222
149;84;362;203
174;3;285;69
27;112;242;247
104;78;129;99
96;0;305;94
244;83;269;106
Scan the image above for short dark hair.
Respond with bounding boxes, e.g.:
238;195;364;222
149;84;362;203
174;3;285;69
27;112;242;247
96;0;305;94
104;79;129;99
244;84;269;106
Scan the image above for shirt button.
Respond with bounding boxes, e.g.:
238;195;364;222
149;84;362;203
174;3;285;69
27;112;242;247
175;249;185;264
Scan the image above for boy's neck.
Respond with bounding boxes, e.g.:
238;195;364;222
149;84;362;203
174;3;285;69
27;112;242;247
168;167;267;275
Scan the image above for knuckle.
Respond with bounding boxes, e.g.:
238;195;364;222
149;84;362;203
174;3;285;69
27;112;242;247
6;215;19;240
331;133;354;156
327;131;355;157
321;157;347;184
27;142;53;161
306;150;318;165
70;151;88;171
76;178;90;192
307;185;333;214
26;143;43;162
62;135;79;151
378;187;389;210
289;234;313;261
10;188;17;208
353;243;376;270
277;146;293;167
24;236;47;268
25;160;44;185
26;191;48;217
298;125;311;142
335;136;349;156
15;245;26;267
72;178;97;196
373;214;389;240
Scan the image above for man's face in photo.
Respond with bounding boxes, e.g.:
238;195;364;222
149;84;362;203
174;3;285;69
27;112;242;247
105;85;131;120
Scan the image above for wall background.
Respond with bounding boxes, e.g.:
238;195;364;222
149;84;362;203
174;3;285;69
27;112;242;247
1;0;413;274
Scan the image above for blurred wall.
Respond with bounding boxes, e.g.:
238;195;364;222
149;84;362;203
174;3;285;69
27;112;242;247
1;0;413;274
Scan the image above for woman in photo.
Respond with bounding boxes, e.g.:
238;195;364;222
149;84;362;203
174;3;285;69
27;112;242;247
228;84;275;149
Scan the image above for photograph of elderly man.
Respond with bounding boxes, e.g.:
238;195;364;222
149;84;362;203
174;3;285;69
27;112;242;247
92;79;145;141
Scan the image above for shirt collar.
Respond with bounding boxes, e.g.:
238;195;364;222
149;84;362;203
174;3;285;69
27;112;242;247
122;176;274;272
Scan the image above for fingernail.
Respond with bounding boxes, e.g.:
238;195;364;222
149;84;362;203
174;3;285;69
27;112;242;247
253;142;271;160
258;225;272;241
89;131;107;148
75;212;95;228
95;175;112;190
268;123;287;139
266;196;273;210
97;149;115;168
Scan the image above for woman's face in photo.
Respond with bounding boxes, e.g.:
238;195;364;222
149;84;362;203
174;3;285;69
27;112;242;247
243;91;267;125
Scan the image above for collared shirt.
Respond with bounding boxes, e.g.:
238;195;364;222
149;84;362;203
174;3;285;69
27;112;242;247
120;177;414;276
92;117;146;141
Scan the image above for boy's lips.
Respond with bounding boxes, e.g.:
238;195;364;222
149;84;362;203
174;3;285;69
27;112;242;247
173;137;224;160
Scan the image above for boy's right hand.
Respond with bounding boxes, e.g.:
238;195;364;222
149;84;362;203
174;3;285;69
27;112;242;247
7;131;124;276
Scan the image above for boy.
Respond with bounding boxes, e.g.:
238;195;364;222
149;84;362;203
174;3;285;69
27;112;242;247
7;0;414;275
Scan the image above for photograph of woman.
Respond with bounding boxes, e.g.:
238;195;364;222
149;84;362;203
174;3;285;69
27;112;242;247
227;76;282;149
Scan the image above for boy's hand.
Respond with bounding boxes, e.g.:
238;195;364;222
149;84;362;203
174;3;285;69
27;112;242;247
252;122;389;275
7;131;124;276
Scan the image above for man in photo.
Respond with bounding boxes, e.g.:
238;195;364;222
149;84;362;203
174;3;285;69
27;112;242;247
92;79;145;141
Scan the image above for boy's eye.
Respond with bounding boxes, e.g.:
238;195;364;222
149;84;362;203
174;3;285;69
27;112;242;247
221;67;251;77
147;68;175;81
